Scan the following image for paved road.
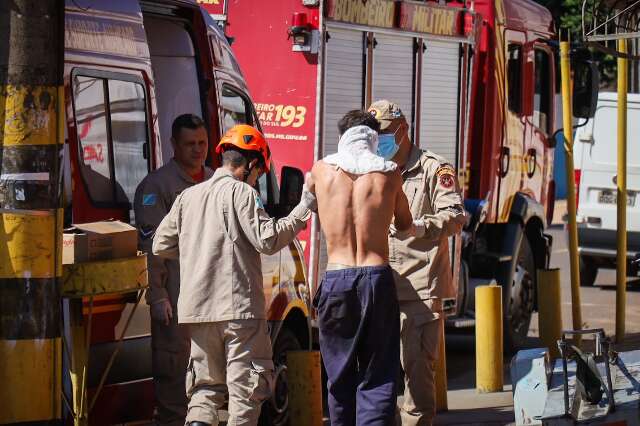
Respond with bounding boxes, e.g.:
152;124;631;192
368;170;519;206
435;225;640;425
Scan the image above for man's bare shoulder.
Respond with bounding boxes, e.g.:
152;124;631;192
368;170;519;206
312;160;332;174
370;168;402;186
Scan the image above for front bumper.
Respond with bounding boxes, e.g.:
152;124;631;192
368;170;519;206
577;226;640;259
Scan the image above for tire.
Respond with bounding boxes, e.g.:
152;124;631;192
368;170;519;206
499;236;536;352
258;327;301;426
579;256;598;287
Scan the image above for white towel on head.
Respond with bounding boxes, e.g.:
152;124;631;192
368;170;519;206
323;125;397;175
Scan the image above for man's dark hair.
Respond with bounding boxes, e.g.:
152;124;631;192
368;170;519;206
171;113;206;140
337;109;381;135
221;149;247;169
221;147;264;170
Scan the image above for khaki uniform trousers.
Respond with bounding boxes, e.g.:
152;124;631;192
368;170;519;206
185;319;274;426
151;308;190;426
398;300;442;426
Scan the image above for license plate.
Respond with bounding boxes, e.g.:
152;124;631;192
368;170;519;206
598;190;636;206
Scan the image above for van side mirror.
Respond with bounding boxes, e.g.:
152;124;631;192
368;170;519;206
573;58;599;119
278;166;304;216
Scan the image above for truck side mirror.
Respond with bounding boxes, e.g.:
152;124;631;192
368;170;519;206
278;166;304;216
573;59;599;119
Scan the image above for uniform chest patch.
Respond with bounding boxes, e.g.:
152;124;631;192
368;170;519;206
142;193;157;206
436;165;456;189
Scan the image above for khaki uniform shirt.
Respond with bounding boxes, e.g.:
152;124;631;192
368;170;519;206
389;145;466;302
152;168;311;323
134;159;214;305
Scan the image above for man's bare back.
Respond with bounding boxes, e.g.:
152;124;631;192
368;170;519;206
311;160;413;267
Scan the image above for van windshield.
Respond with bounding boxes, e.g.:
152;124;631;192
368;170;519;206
592;104;640;168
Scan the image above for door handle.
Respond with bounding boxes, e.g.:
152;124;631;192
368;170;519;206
499;147;510;178
526;148;537;178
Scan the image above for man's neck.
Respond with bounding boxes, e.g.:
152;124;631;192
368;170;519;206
394;142;412;170
174;158;201;177
223;164;245;181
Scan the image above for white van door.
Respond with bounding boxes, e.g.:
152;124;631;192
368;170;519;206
577;93;640;232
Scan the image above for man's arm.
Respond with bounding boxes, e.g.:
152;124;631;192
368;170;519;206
416;163;466;241
134;179;171;305
393;172;415;233
152;193;182;260
235;182;315;256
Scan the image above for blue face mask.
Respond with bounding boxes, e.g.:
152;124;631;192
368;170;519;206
377;133;399;160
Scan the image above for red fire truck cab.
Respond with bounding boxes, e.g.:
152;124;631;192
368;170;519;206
203;0;557;350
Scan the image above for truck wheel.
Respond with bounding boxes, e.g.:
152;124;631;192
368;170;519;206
259;327;301;426
501;236;536;351
579;256;598;287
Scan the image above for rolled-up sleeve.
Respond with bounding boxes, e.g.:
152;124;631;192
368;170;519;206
234;185;310;255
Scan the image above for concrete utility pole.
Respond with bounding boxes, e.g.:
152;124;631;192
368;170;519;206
0;1;64;423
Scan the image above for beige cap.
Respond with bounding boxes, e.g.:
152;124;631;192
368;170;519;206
367;99;404;130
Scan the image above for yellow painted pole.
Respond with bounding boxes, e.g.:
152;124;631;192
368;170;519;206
616;39;628;344
435;317;448;412
475;284;503;393
0;1;64;424
560;37;583;343
537;269;563;358
287;351;323;426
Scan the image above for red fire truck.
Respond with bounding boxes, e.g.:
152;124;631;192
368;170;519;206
200;0;557;349
57;1;311;424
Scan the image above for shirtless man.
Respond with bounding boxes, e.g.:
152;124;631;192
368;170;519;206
310;110;415;426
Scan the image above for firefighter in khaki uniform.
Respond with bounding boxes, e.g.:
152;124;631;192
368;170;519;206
368;100;466;426
134;114;212;426
152;125;316;426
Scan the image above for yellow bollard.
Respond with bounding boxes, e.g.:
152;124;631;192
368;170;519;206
287;350;323;426
560;36;583;345
435;317;448;412
616;39;628;344
476;284;503;393
537;269;563;359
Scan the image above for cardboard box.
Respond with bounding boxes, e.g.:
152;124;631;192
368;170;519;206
63;220;138;264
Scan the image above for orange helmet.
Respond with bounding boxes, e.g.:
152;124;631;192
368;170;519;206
216;124;271;172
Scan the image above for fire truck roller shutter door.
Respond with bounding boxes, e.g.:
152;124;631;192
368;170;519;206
372;33;415;135
144;16;203;164
420;39;462;273
419;39;461;161
320;26;366;277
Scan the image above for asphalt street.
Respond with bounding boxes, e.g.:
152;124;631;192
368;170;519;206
436;224;640;425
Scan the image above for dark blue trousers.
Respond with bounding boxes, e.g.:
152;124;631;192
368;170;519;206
314;265;400;426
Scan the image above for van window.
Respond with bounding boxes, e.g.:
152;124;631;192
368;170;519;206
72;72;149;207
507;44;522;114
534;49;552;134
220;85;254;132
108;80;149;204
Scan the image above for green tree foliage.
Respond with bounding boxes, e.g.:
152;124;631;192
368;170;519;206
534;0;617;87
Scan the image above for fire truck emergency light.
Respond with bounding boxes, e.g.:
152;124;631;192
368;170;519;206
288;12;318;53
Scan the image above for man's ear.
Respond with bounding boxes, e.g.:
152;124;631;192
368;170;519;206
249;158;259;169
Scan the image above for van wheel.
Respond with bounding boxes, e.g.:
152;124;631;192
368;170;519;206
580;256;598;287
259;328;301;426
500;236;536;351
